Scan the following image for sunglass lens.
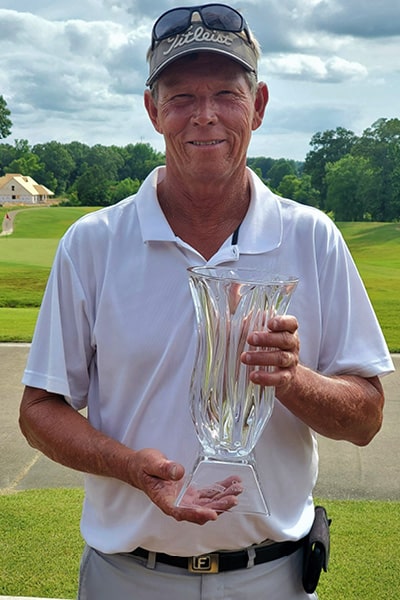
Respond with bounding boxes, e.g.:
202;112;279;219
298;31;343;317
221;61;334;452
154;8;191;40
201;5;243;31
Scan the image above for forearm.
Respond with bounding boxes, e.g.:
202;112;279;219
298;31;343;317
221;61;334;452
275;365;384;446
19;386;235;525
19;386;136;484
243;318;385;447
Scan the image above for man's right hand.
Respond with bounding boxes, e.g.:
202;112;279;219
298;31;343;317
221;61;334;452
130;449;242;525
20;387;241;525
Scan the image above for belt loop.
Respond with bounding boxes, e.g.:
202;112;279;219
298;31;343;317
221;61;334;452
246;547;256;569
146;551;157;569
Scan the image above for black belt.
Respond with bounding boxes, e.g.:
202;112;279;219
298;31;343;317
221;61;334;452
130;538;305;574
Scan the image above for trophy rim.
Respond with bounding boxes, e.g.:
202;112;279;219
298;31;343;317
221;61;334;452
187;266;299;287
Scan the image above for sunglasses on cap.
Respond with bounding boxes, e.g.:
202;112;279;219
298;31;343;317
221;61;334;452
151;3;252;50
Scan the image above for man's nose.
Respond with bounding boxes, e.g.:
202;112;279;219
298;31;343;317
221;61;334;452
191;98;218;126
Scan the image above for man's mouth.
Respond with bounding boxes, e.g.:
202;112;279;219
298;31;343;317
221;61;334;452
190;140;223;146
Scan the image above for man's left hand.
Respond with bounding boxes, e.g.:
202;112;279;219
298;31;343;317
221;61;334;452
241;314;299;394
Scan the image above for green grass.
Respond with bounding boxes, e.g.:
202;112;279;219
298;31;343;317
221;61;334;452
1;206;98;239
336;222;400;351
0;264;50;306
0;489;398;599
0;238;59;267
0;488;84;599
0;207;98;341
0;211;399;349
0;307;39;341
320;499;400;599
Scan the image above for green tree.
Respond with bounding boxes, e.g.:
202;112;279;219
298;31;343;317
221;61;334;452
0;143;16;175
277;174;320;207
64;141;92;185
0;95;12;139
267;158;298;190
352;118;400;221
87;144;124;181
277;174;300;199
325;155;376;221
4;140;43;178
246;156;275;181
13;138;31;155
33;141;75;195
120;143;164;181
76;165;112;206
5;153;42;177
294;174;320;207
304;127;357;209
109;178;141;204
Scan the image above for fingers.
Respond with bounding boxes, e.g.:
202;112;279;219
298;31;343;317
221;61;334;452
199;494;240;512
142;474;221;525
241;315;300;388
247;316;298;346
170;505;220;525
175;475;243;516
243;348;296;370
197;476;243;499
242;348;298;387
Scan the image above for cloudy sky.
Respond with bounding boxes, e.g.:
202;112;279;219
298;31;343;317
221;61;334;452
1;0;399;161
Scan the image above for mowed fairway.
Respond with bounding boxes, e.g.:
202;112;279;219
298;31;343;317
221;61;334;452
337;222;400;352
0;207;98;341
0;207;399;350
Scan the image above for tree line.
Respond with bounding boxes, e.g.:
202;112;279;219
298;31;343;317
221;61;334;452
1;94;399;220
0;137;165;206
249;118;400;222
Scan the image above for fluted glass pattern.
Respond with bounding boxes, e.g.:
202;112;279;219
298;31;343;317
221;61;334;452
188;267;298;459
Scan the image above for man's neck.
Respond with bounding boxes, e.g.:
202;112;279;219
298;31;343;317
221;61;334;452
157;172;251;260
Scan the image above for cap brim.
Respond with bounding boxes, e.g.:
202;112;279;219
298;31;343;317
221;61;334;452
146;28;257;87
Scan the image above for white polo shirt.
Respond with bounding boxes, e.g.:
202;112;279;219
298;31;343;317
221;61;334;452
23;167;393;555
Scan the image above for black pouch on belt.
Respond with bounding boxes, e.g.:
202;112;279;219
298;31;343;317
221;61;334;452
302;505;332;593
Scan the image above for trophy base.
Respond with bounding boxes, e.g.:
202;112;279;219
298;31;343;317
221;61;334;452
175;456;269;515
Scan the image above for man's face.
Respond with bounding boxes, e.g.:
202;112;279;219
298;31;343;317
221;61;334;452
145;53;267;184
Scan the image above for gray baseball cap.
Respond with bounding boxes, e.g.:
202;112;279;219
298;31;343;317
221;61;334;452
146;23;258;87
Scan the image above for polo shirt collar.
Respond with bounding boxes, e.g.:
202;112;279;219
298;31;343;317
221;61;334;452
239;168;283;254
136;167;176;243
136;166;283;254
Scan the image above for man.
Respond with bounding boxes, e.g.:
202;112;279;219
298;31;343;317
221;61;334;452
20;4;393;599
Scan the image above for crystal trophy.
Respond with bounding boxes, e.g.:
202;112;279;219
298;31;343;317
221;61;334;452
175;266;298;515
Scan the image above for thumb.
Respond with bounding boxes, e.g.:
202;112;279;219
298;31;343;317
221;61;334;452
161;460;185;482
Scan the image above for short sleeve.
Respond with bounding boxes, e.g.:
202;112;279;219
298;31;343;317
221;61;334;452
22;237;95;410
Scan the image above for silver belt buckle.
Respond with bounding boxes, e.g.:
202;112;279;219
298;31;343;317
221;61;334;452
188;553;219;574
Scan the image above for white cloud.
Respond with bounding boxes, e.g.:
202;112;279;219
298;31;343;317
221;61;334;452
0;9;148;120
0;1;399;160
261;54;368;82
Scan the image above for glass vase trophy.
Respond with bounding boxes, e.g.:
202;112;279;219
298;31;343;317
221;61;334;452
175;267;298;515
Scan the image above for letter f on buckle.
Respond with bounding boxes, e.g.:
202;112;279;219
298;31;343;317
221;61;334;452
189;553;219;573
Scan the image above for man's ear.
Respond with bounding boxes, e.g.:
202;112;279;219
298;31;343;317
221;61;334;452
252;82;269;131
144;89;163;134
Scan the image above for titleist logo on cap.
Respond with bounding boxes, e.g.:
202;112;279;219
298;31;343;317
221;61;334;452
163;25;233;56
